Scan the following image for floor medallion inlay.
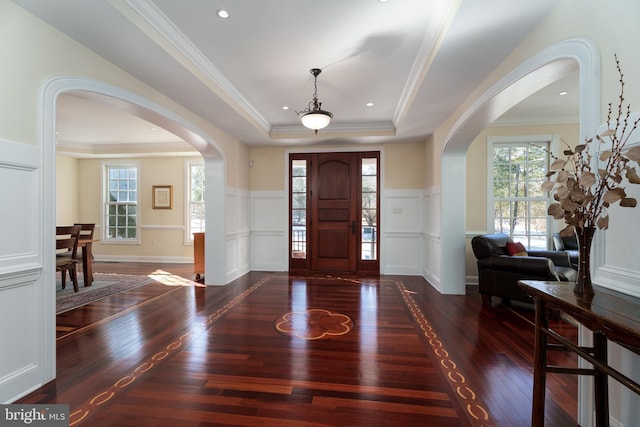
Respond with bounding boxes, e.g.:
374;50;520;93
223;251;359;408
275;308;354;340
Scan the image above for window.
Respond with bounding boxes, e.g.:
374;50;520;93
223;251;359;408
187;160;205;241
489;136;554;250
104;162;138;241
290;159;307;259
361;157;378;260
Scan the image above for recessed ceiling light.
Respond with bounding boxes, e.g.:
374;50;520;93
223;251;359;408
282;106;289;110
217;9;229;19
366;102;374;107
559;91;568;96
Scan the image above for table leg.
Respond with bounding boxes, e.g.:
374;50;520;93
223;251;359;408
593;332;609;427
82;243;94;286
532;297;548;427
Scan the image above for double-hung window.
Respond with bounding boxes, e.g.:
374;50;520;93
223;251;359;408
104;162;139;242
186;159;205;242
488;136;556;250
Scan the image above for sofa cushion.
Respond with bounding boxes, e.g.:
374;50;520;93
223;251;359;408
471;233;512;259
506;241;528;256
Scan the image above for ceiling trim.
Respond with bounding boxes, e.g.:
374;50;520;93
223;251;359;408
492;114;579;126
270;122;396;140
56;140;198;154
393;0;462;127
115;0;271;134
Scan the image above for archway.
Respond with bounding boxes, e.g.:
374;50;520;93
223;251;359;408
439;38;601;295
40;76;228;381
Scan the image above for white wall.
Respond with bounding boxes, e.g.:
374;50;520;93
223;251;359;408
382;189;423;275
249;188;424;276
226;187;251;282
250;190;287;271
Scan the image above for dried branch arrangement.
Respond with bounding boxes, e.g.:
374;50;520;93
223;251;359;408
541;55;640;236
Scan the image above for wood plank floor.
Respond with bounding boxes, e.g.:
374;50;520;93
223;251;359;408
20;263;578;426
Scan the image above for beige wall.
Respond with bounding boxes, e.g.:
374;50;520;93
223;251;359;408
59;154;204;259
225;140;251;190
385;142;425;189
249;142;425;191
55;154;79;225
423;134;437;189
249;146;285;191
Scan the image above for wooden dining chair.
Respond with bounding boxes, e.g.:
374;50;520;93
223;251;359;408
56;225;81;292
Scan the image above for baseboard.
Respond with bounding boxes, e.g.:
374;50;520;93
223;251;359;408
95;255;192;264
466;275;479;286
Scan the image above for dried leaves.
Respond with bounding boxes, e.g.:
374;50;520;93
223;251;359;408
541;55;640;235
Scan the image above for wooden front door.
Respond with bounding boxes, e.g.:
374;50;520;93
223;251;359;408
289;152;379;274
312;153;357;271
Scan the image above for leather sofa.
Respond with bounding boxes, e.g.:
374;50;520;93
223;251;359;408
471;233;577;305
553;232;579;270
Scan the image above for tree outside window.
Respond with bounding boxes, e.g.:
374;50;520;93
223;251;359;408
490;139;550;250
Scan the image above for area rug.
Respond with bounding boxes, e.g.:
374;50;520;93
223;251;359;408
56;273;156;314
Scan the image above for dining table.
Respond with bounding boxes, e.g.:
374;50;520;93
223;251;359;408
78;238;98;286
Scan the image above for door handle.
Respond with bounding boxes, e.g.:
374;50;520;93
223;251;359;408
351;221;356;235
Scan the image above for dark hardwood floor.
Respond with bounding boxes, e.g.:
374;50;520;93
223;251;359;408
21;262;578;426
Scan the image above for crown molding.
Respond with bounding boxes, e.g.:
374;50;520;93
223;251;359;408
119;0;271;134
491;115;579;127
56;141;199;158
270;122;396;140
393;0;461;127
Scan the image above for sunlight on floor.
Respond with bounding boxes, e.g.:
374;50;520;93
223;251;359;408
147;270;206;287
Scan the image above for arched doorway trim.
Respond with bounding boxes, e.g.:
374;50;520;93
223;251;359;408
40;76;228;381
439;38;601;295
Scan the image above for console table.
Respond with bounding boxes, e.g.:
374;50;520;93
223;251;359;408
518;280;640;427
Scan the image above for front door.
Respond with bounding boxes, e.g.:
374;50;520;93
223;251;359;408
289;152;379;274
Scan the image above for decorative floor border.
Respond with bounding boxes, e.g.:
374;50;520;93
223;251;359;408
396;281;492;427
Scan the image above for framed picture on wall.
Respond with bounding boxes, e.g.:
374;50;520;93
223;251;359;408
152;185;173;209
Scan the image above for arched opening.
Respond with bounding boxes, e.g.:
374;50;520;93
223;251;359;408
439;38;601;295
40;76;228;379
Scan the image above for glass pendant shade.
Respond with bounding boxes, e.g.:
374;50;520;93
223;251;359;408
299;110;332;130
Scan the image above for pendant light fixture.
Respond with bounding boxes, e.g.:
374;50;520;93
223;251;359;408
296;68;333;134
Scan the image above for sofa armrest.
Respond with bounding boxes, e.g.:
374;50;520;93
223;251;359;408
478;255;559;279
528;250;572;268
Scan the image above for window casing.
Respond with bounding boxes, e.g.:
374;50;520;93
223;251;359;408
103;162;139;243
186;159;205;242
488;136;556;250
